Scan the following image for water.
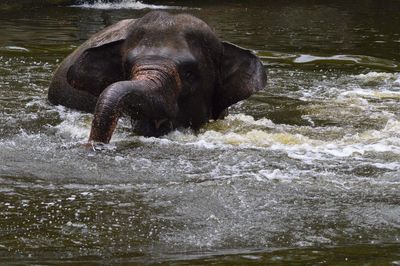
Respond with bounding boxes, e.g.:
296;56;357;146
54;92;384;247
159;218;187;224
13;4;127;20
1;0;399;264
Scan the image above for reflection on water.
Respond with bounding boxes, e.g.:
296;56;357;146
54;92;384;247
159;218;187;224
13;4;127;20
72;0;186;10
260;51;400;71
0;0;400;264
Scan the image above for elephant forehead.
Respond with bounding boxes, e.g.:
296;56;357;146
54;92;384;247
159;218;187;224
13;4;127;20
135;11;211;33
141;31;188;47
127;45;194;61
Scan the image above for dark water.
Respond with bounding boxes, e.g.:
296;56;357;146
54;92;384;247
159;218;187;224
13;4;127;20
1;0;399;264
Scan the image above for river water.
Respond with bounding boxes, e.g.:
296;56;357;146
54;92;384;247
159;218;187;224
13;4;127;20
0;0;399;264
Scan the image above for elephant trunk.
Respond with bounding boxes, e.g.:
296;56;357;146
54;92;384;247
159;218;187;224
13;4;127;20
88;75;178;143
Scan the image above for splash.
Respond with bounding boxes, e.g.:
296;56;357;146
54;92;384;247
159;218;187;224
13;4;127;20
160;115;400;171
352;72;400;88
46;106;91;142
72;0;184;10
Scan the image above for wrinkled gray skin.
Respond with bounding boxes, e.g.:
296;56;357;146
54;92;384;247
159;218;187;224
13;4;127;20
48;11;267;143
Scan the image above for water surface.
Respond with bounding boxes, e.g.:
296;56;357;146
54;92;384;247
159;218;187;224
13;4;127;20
0;0;399;264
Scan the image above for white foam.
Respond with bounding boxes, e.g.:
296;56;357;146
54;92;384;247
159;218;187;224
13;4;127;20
159;116;400;165
257;169;296;182
372;162;400;171
383;119;400;132
394;75;400;86
225;114;276;128
352;72;400;88
72;0;184;10
40;103;400;169
339;88;400;100
300;71;400;102
164;129;315;150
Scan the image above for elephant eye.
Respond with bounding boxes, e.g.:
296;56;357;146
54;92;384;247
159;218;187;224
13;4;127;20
179;58;198;82
184;71;193;79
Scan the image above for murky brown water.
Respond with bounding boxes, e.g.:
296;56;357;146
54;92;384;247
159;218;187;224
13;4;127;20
0;0;399;264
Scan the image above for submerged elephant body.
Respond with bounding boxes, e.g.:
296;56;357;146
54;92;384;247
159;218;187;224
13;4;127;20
48;11;267;143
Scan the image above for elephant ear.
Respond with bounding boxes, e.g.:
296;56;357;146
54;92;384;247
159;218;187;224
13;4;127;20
67;19;135;97
213;41;267;119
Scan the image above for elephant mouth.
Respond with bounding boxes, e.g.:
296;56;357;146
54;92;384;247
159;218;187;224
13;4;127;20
131;117;174;137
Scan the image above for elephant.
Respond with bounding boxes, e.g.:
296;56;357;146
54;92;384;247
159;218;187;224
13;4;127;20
48;11;267;144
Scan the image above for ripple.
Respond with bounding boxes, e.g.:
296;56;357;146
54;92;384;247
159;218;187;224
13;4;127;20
72;0;187;10
0;46;30;53
259;51;400;71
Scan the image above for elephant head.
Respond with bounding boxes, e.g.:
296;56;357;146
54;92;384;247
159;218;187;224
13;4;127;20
48;11;267;143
